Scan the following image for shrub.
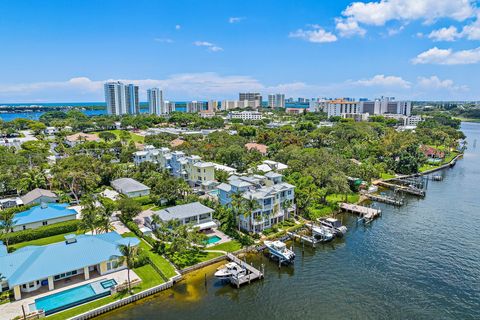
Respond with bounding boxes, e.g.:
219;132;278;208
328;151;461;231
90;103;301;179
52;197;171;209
1;220;80;245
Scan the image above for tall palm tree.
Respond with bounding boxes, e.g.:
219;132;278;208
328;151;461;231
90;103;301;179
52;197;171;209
113;243;140;294
230;192;247;231
0;209;17;250
79;195;99;234
244;196;260;232
20;168;47;192
97;201;116;234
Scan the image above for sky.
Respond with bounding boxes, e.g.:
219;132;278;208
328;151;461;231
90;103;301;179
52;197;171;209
0;0;479;102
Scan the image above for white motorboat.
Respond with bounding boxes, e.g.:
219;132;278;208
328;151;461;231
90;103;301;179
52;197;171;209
264;240;295;263
214;262;245;279
311;225;334;242
318;218;348;237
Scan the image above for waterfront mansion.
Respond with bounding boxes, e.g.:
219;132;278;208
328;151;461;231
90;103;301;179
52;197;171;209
217;172;295;233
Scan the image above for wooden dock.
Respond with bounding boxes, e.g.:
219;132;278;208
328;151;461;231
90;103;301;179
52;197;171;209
226;253;264;288
375;181;426;197
340;203;381;223
365;193;403;206
288;230;321;247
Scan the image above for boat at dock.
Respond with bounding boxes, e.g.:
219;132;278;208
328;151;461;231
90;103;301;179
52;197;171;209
318;218;348;237
311;225;334;242
264;240;295;263
214;262;246;279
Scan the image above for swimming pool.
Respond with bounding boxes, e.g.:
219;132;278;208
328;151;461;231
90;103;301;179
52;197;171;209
35;279;117;315
206;235;221;244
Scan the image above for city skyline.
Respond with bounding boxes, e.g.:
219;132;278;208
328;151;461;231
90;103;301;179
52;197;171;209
1;0;480;102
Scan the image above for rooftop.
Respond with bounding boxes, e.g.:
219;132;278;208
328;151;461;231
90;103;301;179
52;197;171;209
154;202;214;221
20;188;57;205
111;178;151;193
13;203;77;227
0;232;140;287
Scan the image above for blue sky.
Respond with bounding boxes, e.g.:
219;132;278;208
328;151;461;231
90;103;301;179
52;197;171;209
0;0;479;102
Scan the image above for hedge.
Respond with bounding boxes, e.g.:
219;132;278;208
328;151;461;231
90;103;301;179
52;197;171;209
121;216;157;247
1;220;80;245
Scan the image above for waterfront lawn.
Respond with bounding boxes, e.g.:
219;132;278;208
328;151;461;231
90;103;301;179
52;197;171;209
380;172;396;180
46;264;164;320
10;230;83;251
122;232;177;279
326;193;359;204
208;240;242;252
419;152;459;173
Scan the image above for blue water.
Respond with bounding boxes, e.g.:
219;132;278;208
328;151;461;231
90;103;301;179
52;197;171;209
100;123;480;320
0;109;106;121
101;279;117;289
35;283;96;313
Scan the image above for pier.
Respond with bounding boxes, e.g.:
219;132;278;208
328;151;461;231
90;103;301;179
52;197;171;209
288;228;321;247
375;181;426;197
365;193;403;206
340;203;381;223
226;253;264;288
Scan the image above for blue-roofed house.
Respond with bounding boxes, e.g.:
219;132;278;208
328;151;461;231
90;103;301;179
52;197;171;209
11;203;78;232
0;232;140;300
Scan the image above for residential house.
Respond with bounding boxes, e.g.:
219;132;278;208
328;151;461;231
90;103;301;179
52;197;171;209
256;160;288;173
12;203;78;232
144;202;215;231
20;188;58;206
65;133;100;147
245;143;268;155
0;197;23;210
0;232;139;300
217;173;295;233
111;178;150;198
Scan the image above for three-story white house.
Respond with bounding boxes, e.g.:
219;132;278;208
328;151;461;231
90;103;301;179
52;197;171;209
217;173;295;233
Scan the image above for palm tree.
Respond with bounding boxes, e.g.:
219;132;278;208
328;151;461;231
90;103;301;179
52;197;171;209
20;168;47;192
113;243;140;294
97;201;116;234
79;195;99;234
230;192;247;231
0;209;17;250
244;196;260;232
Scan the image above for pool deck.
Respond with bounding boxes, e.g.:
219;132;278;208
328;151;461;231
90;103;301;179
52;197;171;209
0;269;139;320
205;228;231;247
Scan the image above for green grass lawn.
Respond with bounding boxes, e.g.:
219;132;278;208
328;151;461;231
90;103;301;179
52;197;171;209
46;264;162;320
380;172;396;180
122;232;177;279
208;240;242;252
196;251;224;263
419;152;459;173
10;230;83;251
326;193;359;204
93;129;144;143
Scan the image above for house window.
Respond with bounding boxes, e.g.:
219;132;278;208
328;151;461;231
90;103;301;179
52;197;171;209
23;225;26;230
42;221;48;226
288;190;292;195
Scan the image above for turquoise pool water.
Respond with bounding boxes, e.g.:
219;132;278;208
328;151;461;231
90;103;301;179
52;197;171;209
35;279;115;315
206;235;221;244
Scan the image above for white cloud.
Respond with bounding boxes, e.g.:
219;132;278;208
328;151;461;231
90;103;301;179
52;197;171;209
387;25;405;36
193;41;223;52
175;24;181;30
342;0;475;26
335;18;366;37
428;26;460;41
228;17;245;23
154;38;173;43
289;25;337;43
352;74;411;88
417;75;468;91
412;46;480;64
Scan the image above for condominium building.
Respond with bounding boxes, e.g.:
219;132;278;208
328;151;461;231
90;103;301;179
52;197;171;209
320;97;411;118
361;97;411;116
268;94;285;108
239;93;262;108
326;99;361;117
165;101;176;113
104;82;139;115
147;88;165;115
228;111;263;121
221;100;248;110
217;173;295;233
187;101;206;113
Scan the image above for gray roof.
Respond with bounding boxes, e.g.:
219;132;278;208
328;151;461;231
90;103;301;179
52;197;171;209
217;183;232;192
111;178;150;193
154;202;214;221
265;171;283;178
20;188;57;205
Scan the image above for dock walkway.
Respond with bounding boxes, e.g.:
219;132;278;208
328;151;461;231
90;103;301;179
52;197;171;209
365;193;403;206
340;203;381;222
226;253;264;288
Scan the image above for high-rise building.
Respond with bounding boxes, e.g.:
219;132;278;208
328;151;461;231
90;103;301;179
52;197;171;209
126;84;140;114
268;94;285;108
239;92;262;108
147;88;164;115
187;101;205;113
104;81;139;115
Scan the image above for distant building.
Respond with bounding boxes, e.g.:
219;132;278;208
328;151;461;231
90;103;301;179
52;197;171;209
147;88;165;115
104;81;139;115
256;160;288;173
245;142;268;155
64;132;100;147
111;178;151;198
228;111;263;121
239;93;262;108
0;197;23;210
268;94;285;108
342;113;369;122
221;100;248;110
285;108;304;114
